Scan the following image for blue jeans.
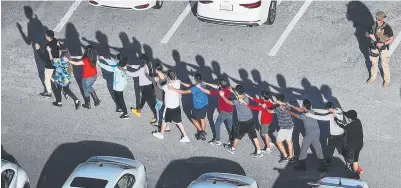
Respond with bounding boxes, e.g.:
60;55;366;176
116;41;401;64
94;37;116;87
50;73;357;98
155;99;164;125
214;112;233;141
82;75;97;97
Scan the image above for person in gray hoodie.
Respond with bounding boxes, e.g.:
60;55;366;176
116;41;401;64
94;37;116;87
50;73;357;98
312;102;346;167
283;99;327;172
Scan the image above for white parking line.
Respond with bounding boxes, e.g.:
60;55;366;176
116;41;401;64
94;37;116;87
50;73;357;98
389;30;401;56
268;0;313;56
277;0;283;6
53;0;82;32
161;3;194;44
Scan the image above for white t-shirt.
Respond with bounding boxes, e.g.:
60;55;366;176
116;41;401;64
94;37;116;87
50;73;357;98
162;79;181;109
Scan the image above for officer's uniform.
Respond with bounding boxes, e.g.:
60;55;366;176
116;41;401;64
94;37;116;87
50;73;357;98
367;11;394;87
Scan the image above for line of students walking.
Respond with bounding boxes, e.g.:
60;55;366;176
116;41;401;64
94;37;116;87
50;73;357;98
34;30;364;179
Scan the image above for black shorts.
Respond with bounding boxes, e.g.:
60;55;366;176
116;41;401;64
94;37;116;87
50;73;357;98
234;119;258;140
191;106;207;120
163;106;182;123
347;146;363;163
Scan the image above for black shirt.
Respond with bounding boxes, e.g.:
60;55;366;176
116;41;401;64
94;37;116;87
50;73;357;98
335;118;364;149
36;38;59;69
368;22;394;49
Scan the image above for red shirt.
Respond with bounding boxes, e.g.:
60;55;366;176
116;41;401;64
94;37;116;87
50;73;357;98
82;57;97;78
247;98;274;125
210;87;233;113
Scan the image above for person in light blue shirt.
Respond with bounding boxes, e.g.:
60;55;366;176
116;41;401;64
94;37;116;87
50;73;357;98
97;53;129;119
168;73;209;141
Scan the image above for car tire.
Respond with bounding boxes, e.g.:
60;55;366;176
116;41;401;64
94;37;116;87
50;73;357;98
153;0;163;9
23;182;30;188
265;0;277;25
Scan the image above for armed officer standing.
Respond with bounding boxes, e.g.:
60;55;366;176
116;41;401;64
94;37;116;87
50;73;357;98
366;11;395;88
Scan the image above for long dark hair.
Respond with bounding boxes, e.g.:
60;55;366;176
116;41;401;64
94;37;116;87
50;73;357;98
82;45;97;67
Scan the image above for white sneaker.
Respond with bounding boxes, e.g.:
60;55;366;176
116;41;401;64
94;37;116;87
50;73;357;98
179;136;190;143
261;148;272;154
153;132;164;139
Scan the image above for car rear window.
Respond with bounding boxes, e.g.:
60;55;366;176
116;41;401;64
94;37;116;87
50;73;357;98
70;177;108;188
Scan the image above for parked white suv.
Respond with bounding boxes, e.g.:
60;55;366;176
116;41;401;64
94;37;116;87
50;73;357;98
62;156;147;188
196;0;277;27
1;159;30;188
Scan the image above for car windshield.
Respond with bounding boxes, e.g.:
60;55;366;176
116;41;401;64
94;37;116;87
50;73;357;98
70;177;108;188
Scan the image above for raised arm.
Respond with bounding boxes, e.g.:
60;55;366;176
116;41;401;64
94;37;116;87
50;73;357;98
202;81;219;89
68;60;84;66
220;91;233;105
334;117;346;128
197;85;211;95
97;58;116;72
283;108;300;119
181;82;192;88
287;103;304;113
168;85;191;94
125;68;142;77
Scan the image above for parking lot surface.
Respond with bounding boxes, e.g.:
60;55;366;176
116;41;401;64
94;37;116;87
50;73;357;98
2;1;401;187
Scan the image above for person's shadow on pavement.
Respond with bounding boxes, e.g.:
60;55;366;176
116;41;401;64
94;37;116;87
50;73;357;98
16;6;48;93
346;1;374;79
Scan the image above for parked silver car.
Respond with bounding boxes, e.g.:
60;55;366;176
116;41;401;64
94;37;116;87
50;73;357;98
62;156;147;188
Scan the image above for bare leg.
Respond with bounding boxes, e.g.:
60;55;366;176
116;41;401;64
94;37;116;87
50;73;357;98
176;123;188;137
232;139;239;148
353;162;359;172
263;135;271;149
200;119;206;131
253;138;261;152
160;121;167;135
191;119;202;131
276;141;288;157
287;140;294;158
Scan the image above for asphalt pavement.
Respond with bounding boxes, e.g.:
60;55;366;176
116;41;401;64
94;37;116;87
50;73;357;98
1;1;401;188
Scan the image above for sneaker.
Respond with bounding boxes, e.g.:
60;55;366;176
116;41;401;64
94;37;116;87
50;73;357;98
357;167;363;175
251;152;263;158
153;132;164;139
180;136;190;143
261;148;272;154
278;157;289;164
150;118;157;125
209;140;222;146
200;131;207;141
116;109;123;114
225;145;235;154
195;131;201;140
131;107;141;117
383;82;390;88
366;79;375;84
288;158;295;163
120;114;129;119
165;126;171;132
52;102;62;107
74;100;81;110
40;92;52;99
